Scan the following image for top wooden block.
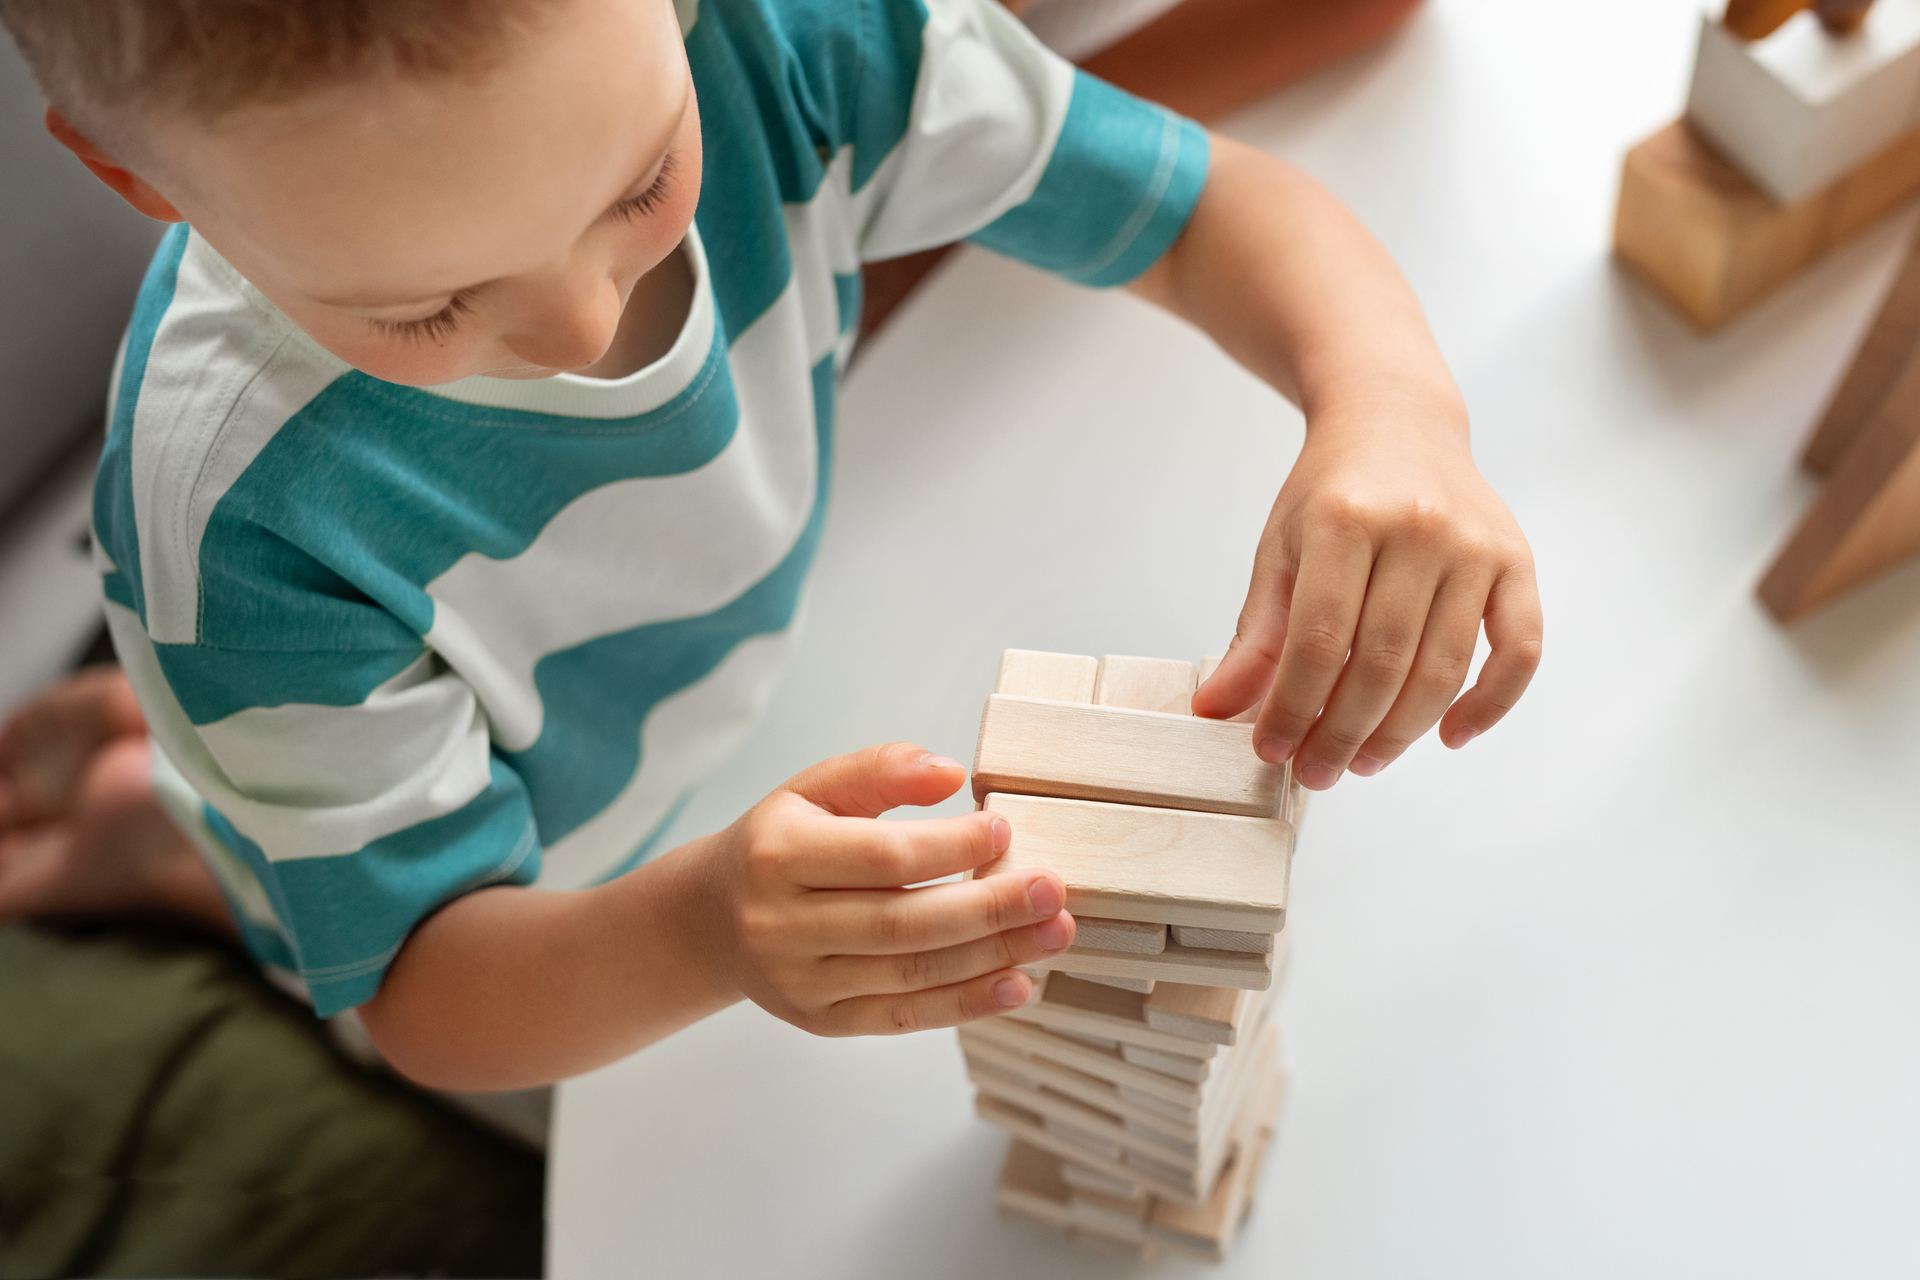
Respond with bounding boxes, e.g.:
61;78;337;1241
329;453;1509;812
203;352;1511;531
973;696;1288;819
1093;656;1198;715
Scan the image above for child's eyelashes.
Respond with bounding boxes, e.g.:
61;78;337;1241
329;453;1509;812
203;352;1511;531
362;151;674;346
610;151;676;223
369;290;477;343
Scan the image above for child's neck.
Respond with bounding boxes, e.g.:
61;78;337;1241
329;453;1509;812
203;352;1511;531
576;240;695;381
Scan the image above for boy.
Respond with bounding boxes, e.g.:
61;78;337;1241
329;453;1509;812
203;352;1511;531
0;0;1540;1091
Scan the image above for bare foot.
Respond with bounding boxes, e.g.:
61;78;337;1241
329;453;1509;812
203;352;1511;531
0;664;148;829
0;674;231;934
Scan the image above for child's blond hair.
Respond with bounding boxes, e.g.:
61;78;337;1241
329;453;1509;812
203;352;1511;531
1;0;555;140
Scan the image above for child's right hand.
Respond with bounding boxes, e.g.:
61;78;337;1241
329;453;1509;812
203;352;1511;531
689;742;1075;1036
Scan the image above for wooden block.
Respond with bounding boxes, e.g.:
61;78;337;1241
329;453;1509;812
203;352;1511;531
1037;940;1273;992
1122;1043;1211;1084
1073;917;1169;955
1093;655;1198;715
1059;1161;1144;1198
961;1017;1202;1107
1144;982;1255;1046
1051;1027;1120;1050
962;1043;1203;1141
1613;118;1920;331
977;792;1292;933
1119;1084;1202;1122
1689;5;1920;203
1063;970;1155;994
1007;973;1220;1060
1170;923;1276;955
995;649;1099;702
1761;334;1920;616
973;696;1288;819
1197;654;1258;723
1147;1066;1288;1264
998;1137;1072;1217
972;1070;1204;1173
1125;1115;1198;1157
975;1096;1210;1205
1044;1113;1124;1161
1068;1187;1149;1229
1804;226;1920;474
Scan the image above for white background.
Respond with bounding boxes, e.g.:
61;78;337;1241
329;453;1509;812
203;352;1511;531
551;0;1920;1275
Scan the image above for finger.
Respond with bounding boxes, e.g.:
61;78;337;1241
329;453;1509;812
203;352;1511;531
1439;560;1544;748
818;912;1076;1001
789;867;1067;955
1349;570;1490;775
1250;516;1375;764
1192;531;1299;722
775;805;1010;889
814;967;1039;1037
1291;546;1441;789
779;742;966;819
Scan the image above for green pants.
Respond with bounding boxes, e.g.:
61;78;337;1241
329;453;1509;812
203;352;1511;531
0;923;544;1279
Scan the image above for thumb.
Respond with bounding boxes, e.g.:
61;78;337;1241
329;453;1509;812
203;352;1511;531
779;742;967;819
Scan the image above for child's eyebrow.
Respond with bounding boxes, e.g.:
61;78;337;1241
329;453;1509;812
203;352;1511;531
315;150;674;311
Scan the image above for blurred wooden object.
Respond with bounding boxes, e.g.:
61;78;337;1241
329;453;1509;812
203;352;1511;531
1613;119;1920;329
1689;2;1920;204
1725;0;1816;39
1759;229;1920;618
1725;0;1878;39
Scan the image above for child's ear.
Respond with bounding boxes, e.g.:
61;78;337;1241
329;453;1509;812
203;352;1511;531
44;106;186;223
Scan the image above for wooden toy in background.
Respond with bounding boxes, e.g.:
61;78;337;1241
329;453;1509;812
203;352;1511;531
960;650;1302;1262
1760;224;1920;616
1613;0;1920;330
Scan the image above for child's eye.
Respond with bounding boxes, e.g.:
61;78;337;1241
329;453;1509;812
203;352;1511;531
610;151;677;224
369;290;476;343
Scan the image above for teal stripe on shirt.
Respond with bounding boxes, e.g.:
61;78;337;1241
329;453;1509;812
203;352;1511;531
970;72;1210;288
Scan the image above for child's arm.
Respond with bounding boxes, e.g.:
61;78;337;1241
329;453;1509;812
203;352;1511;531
1133;134;1543;788
357;744;1073;1091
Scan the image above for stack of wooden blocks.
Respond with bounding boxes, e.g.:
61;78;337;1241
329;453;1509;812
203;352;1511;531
958;650;1303;1263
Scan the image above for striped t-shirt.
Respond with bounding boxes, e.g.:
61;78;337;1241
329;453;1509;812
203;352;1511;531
94;0;1209;1016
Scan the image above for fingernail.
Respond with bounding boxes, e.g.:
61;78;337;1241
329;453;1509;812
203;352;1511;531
1445;728;1479;750
1257;737;1294;764
1348;753;1385;777
918;754;961;770
992;976;1029;1007
1300;763;1340;790
1028;876;1063;917
1035;915;1072;951
990;816;1011;853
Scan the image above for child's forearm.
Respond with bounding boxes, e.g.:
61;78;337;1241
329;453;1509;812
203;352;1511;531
1130;133;1466;437
357;836;740;1091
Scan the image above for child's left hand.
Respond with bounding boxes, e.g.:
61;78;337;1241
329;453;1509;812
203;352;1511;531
1192;386;1541;790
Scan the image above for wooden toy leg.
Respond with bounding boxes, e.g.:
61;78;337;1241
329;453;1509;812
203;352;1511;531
1760;339;1920;617
1803;227;1920;474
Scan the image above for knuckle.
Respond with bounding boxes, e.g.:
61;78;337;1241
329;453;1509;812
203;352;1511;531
898;946;945;992
1355;639;1415;686
1291;624;1350;673
887;996;930;1034
1309;489;1372;534
1318;721;1372;753
868;828;916;885
875;902;928;952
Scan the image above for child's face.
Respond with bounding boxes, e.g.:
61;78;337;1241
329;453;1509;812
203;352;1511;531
136;0;700;386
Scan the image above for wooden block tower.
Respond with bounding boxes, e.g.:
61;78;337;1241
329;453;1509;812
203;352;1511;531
959;650;1302;1263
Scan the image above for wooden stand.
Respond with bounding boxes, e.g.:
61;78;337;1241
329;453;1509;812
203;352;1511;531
1613;118;1920;330
1759;229;1920;618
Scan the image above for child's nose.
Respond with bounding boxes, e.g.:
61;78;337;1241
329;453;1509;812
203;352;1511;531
502;279;621;372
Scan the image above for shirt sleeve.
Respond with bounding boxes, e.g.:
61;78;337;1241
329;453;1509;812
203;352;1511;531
102;559;541;1018
852;0;1210;287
